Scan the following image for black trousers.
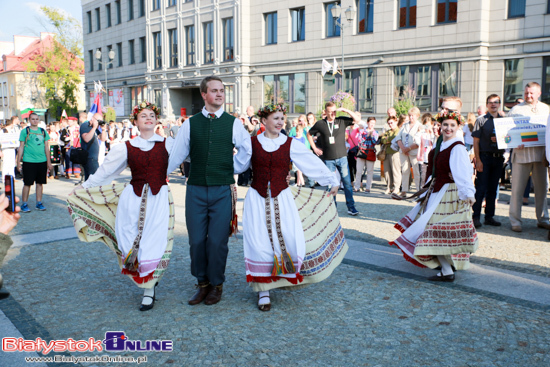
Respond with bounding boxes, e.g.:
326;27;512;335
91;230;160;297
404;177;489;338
473;154;504;219
185;184;232;286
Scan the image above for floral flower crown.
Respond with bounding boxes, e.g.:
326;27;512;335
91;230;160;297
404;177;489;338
130;101;161;122
257;103;287;119
435;110;465;125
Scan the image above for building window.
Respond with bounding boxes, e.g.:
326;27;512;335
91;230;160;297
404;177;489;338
169;28;178;67
129;40;135;65
186;25;195;65
437;0;457;23
130;86;148;107
265;12;277;45
153;32;162;69
204;22;214;64
107;45;114;69
357;0;374;33
399;0;416;28
326;3;340;37
88;50;94;71
152;0;160;11
139;0;145;17
106;4;112;27
508;0;526;18
116;43;123;67
95;8;101;31
140;37;146;63
225;85;235;113
504;59;524;111
115;0;121;24
394;63;457;111
128;0;134;21
263;74;307;113
323;69;375;112
291;8;305;42
438;62;458;97
223;18;234;61
154;89;162;109
168;0;176;6
87;11;92;33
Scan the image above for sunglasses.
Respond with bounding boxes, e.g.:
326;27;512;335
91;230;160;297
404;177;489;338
439;107;458;113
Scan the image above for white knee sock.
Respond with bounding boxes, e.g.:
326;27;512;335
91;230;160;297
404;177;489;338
437;256;453;276
258;291;270;305
142;286;155;305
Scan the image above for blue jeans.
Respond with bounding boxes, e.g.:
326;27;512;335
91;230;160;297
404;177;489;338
325;156;355;210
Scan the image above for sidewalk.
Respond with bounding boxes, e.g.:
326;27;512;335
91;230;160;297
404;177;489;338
1;170;549;366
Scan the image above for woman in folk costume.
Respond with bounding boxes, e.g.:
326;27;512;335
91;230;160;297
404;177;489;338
389;110;478;282
67;101;174;311
243;104;348;311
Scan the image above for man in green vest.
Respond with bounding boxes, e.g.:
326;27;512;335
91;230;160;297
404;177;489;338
169;76;252;305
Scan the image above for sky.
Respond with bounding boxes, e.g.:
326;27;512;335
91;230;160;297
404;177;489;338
0;0;83;43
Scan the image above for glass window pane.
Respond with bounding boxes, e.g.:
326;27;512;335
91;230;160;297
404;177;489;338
359;68;374;113
291;8;305;42
323;74;336;101
439;62;457;97
326;4;341;37
415;65;431;111
394;66;409;97
357;0;373;33
343;70;353;94
504;59;524;111
294;73;306;113
278;75;290;108
264;75;275;104
543;58;550;104
508;0;526;18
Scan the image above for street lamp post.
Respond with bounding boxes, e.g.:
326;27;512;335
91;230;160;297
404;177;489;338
331;3;355;92
95;49;116;105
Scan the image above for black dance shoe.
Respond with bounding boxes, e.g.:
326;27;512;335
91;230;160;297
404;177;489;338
139;284;157;311
427;273;455;282
484;218;501;226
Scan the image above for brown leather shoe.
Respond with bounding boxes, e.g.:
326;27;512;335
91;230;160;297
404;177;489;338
204;284;223;305
188;282;212;305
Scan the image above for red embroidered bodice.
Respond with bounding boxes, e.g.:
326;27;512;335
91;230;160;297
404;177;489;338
426;141;464;193
250;136;292;198
126;140;169;196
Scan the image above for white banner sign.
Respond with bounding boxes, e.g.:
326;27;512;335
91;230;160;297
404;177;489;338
109;89;125;116
0;132;20;148
494;115;548;149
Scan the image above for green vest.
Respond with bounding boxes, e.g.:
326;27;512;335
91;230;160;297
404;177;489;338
187;111;235;186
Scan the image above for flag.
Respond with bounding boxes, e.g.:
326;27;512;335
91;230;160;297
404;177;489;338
333;57;339;75
87;93;102;121
321;59;333;77
61;109;68;119
520;132;538;143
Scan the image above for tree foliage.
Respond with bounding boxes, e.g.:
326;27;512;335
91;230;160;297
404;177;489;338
25;6;84;119
39;6;83;58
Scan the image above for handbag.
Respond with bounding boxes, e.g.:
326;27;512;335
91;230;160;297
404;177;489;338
377;144;387;161
366;149;376;162
70;147;88;165
356;147;368;159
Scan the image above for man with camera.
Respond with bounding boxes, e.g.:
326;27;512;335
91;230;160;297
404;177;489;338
80;112;107;180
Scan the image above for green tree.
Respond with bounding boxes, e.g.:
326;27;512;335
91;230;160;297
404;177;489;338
25;6;84;118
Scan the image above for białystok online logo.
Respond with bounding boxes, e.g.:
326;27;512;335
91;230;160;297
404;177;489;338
2;331;173;354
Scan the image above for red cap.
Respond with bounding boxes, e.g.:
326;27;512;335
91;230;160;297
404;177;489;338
68;117;78;121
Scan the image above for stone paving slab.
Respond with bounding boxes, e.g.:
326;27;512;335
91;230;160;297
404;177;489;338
1;167;550;366
2;234;550;366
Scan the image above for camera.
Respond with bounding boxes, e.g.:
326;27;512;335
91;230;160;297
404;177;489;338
97;120;106;126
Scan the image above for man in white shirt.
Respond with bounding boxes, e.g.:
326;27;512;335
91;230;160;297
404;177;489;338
508;82;550;233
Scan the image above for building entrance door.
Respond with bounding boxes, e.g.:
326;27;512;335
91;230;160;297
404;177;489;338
168;87;203;117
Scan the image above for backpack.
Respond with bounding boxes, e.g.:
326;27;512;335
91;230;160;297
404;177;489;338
24;127;46;145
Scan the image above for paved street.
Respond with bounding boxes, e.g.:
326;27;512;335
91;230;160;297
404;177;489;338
1;166;550;366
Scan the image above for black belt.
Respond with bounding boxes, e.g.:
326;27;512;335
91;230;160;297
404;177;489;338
480;152;503;158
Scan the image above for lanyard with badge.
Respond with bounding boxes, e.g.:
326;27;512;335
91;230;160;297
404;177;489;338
327;120;338;144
